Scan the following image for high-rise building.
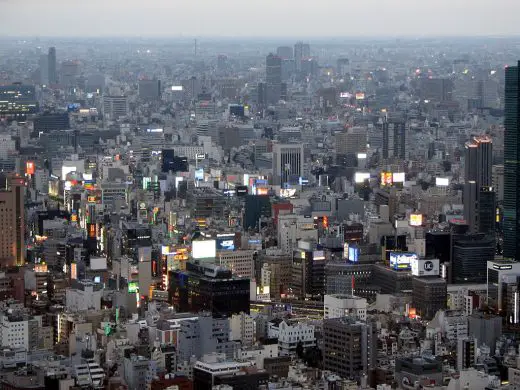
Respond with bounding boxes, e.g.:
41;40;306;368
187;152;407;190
451;233;495;284
457;338;477;370
169;262;250;318
504;62;520;260
48;47;57;85
464;136;494;234
335;126;367;166
102;96;128;120
0;84;39;120
294;42;310;72
323;317;377;382
272;143;304;186
412;276;447;320
0;175;25;267
381;116;406;160
266;53;282;105
39;54;49;85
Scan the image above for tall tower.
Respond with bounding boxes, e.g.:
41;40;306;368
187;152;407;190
504;62;520;259
464;136;494;234
48;47;57;85
0;175;25;267
265;53;282;105
272;143;304;186
294;42;310;72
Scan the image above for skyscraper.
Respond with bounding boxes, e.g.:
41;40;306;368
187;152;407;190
272;143;304;186
464;136;494;234
381;116;406;160
265;53;282;105
48;47;57;85
276;46;293;60
504;62;520;260
294;42;310;72
0;175;25;267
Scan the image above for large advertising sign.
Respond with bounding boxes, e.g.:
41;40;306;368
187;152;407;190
389;252;417;270
192;240;216;259
411;258;440;277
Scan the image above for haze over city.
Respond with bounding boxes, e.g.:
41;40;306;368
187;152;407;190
1;0;519;37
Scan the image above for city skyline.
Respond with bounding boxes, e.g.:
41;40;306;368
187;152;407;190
0;0;519;38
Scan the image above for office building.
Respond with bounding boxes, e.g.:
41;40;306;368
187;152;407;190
504;62;520;260
486;259;520;312
169;262;250;317
0;175;25;267
294;42;310;72
464;136;494;234
268;319;316;356
266;53;282;104
451;233;495;284
272;143;304;186
412;276;447;320
103;95;128;120
323;317;377;382
335;126;367;166
292;241;326;299
418;77;453;102
48;47;57;84
138;79;161;101
468;312;502;354
193;358;266;390
0;83;39;120
218;250;254;279
381;116;406;160
457;338;477;370
33;112;70;133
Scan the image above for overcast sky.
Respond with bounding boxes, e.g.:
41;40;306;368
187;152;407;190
0;0;518;38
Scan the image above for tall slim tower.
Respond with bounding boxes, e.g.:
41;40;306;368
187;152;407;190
272;143;304;186
504;62;520;259
294;42;310;72
464;136;494;234
0;175;25;267
48;47;57;84
265;53;282;105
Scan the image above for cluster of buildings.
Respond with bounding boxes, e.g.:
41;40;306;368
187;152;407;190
0;36;518;389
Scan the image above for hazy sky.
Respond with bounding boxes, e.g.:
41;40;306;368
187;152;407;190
1;0;518;38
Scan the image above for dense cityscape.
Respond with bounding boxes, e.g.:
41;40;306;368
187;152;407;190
1;7;520;389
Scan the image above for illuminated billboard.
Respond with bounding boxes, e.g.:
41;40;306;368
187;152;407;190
313;250;325;261
171;86;183;91
354;172;370;183
355;92;365;100
389;252;417;270
380;172;393;186
280;188;296;198
128;282;139;293
436;177;449;187
343;243;349;259
357;153;367;159
195;169;204;181
410;214;423;226
393;172;405;183
216;235;235;251
62;165;77;180
256;187;269;196
192;240;216;259
340;92;352;98
26;161;35;175
348;246;359;262
411;258;439;277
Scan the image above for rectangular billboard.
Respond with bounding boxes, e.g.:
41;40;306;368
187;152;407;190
380;172;393;186
354;172;370;183
436;177;449;186
393;172;405;183
410;214;423;226
411;258;440;277
216;236;235;251
348;246;359;262
313;250;325;261
192;240;216;259
389;252;417;270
